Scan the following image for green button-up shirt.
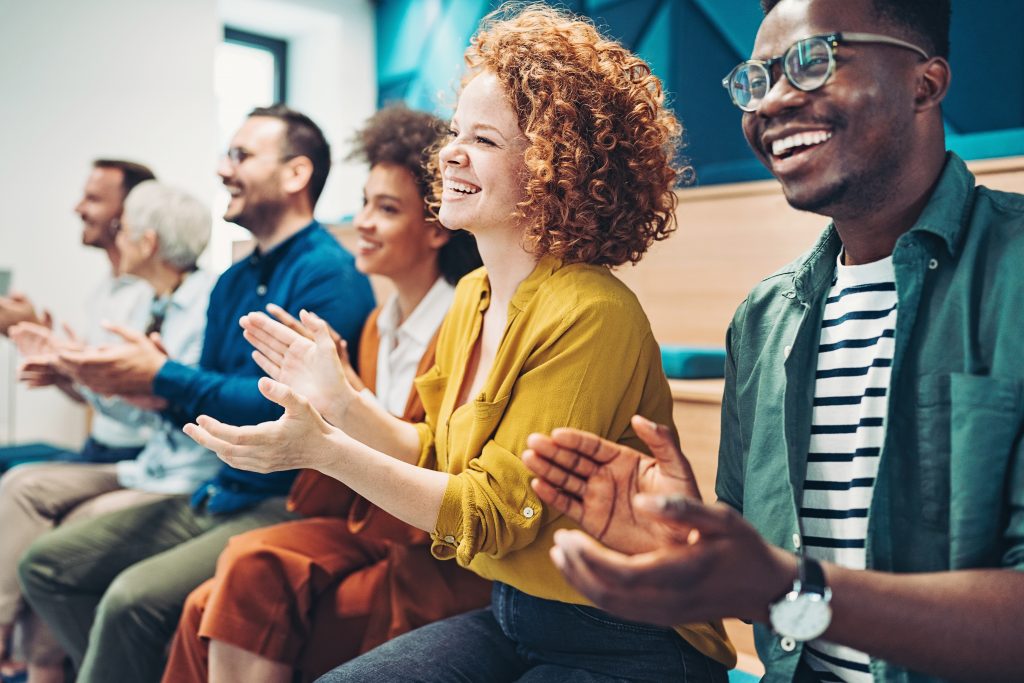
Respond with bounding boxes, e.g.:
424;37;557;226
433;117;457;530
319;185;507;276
716;153;1024;683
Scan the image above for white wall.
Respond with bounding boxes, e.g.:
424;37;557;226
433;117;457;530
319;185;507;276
0;0;221;446
0;0;376;447
215;0;377;273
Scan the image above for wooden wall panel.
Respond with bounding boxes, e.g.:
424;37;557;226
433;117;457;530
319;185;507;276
615;156;1024;347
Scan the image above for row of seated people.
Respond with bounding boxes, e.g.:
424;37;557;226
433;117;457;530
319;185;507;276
1;2;1022;682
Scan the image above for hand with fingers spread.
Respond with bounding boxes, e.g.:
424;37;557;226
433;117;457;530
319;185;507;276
17;357;66;388
550;495;796;627
56;323;168;396
185;376;341;473
265;303;365;391
8;321;78;358
9;322;80;388
0;291;50;336
523;415;702;554
240;309;357;420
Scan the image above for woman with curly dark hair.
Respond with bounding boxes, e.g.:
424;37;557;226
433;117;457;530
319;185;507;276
186;5;734;681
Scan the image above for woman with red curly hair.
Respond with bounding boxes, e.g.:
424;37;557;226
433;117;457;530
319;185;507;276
185;5;735;681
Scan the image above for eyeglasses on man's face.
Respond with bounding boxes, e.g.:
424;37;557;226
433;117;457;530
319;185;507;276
722;32;930;112
224;147;295;167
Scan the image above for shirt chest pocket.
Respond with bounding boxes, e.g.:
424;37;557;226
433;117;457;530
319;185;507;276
413;367;449;426
916;373;1024;565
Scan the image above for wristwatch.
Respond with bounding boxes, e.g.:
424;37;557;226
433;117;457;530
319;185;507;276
769;555;832;644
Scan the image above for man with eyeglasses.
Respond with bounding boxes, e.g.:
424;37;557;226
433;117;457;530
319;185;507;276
525;1;1024;681
19;105;375;683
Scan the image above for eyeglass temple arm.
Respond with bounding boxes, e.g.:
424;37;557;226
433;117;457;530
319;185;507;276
839;32;930;60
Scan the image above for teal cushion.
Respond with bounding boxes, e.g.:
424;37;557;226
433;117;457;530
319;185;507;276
659;346;727;379
0;442;70;474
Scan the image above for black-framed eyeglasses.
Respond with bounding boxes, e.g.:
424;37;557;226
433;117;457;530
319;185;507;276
225;147;254;166
722;32;930;112
224;147;295;167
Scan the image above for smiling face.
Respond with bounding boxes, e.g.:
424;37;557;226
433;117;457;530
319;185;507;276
353;163;448;279
75;167;125;248
216;116;290;235
437;71;529;235
742;0;923;217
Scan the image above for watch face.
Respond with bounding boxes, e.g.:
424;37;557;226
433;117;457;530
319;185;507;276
770;591;833;642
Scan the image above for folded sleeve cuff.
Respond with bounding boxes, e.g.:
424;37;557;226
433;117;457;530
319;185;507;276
430;473;466;561
414;422;436;469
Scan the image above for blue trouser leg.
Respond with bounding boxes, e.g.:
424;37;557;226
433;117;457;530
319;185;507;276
318;582;728;683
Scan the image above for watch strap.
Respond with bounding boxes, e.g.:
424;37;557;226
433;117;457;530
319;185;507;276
801;556;826;596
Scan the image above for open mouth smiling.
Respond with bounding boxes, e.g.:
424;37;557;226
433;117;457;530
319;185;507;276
444;180;481;195
769;130;833;160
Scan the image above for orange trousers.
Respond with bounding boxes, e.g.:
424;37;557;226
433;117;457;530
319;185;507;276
161;516;491;682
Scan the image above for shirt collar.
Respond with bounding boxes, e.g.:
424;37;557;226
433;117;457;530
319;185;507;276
164;268;211;312
377;277;455;346
246;220;320;289
247;220;320;267
375;293;402;337
903;152;975;258
791;152;975;302
509;254;562;313
792;227;842;304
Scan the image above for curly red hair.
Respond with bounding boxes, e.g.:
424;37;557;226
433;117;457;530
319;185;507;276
429;3;685;267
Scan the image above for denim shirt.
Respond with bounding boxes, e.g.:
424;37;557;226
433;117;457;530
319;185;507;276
715;153;1024;683
153;221;376;514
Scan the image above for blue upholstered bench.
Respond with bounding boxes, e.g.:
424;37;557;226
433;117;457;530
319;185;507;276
0;442;76;474
660;346;727;380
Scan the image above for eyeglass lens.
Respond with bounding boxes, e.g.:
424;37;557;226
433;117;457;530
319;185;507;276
785;37;832;89
727;36;834;111
226;148;250;165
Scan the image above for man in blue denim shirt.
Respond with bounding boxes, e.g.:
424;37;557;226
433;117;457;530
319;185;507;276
20;105;375;683
525;1;1024;681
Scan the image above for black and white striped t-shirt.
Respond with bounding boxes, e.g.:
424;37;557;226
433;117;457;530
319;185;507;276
801;255;897;682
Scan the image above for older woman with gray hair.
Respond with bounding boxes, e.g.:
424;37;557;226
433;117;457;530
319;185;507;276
117;179;211;292
0;181;218;683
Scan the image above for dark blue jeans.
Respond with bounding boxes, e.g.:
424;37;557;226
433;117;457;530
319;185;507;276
317;582;728;682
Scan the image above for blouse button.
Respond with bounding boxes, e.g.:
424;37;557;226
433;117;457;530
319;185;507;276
256;284;268;296
928;258;939;270
522;507;535;519
780;636;796;652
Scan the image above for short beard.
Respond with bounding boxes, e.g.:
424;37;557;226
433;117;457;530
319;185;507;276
230;200;286;239
783;177;852;215
784;119;911;220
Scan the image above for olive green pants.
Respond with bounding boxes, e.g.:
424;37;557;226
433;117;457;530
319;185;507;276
18;495;294;683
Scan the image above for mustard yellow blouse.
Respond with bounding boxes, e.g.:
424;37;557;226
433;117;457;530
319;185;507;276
413;255;735;667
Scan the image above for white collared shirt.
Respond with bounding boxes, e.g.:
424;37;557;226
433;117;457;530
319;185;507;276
374;277;454;416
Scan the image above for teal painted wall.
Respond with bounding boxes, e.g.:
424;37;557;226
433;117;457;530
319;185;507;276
376;0;1024;185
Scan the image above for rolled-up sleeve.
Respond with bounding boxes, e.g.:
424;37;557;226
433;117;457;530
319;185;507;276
428;296;670;565
432;439;545;562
